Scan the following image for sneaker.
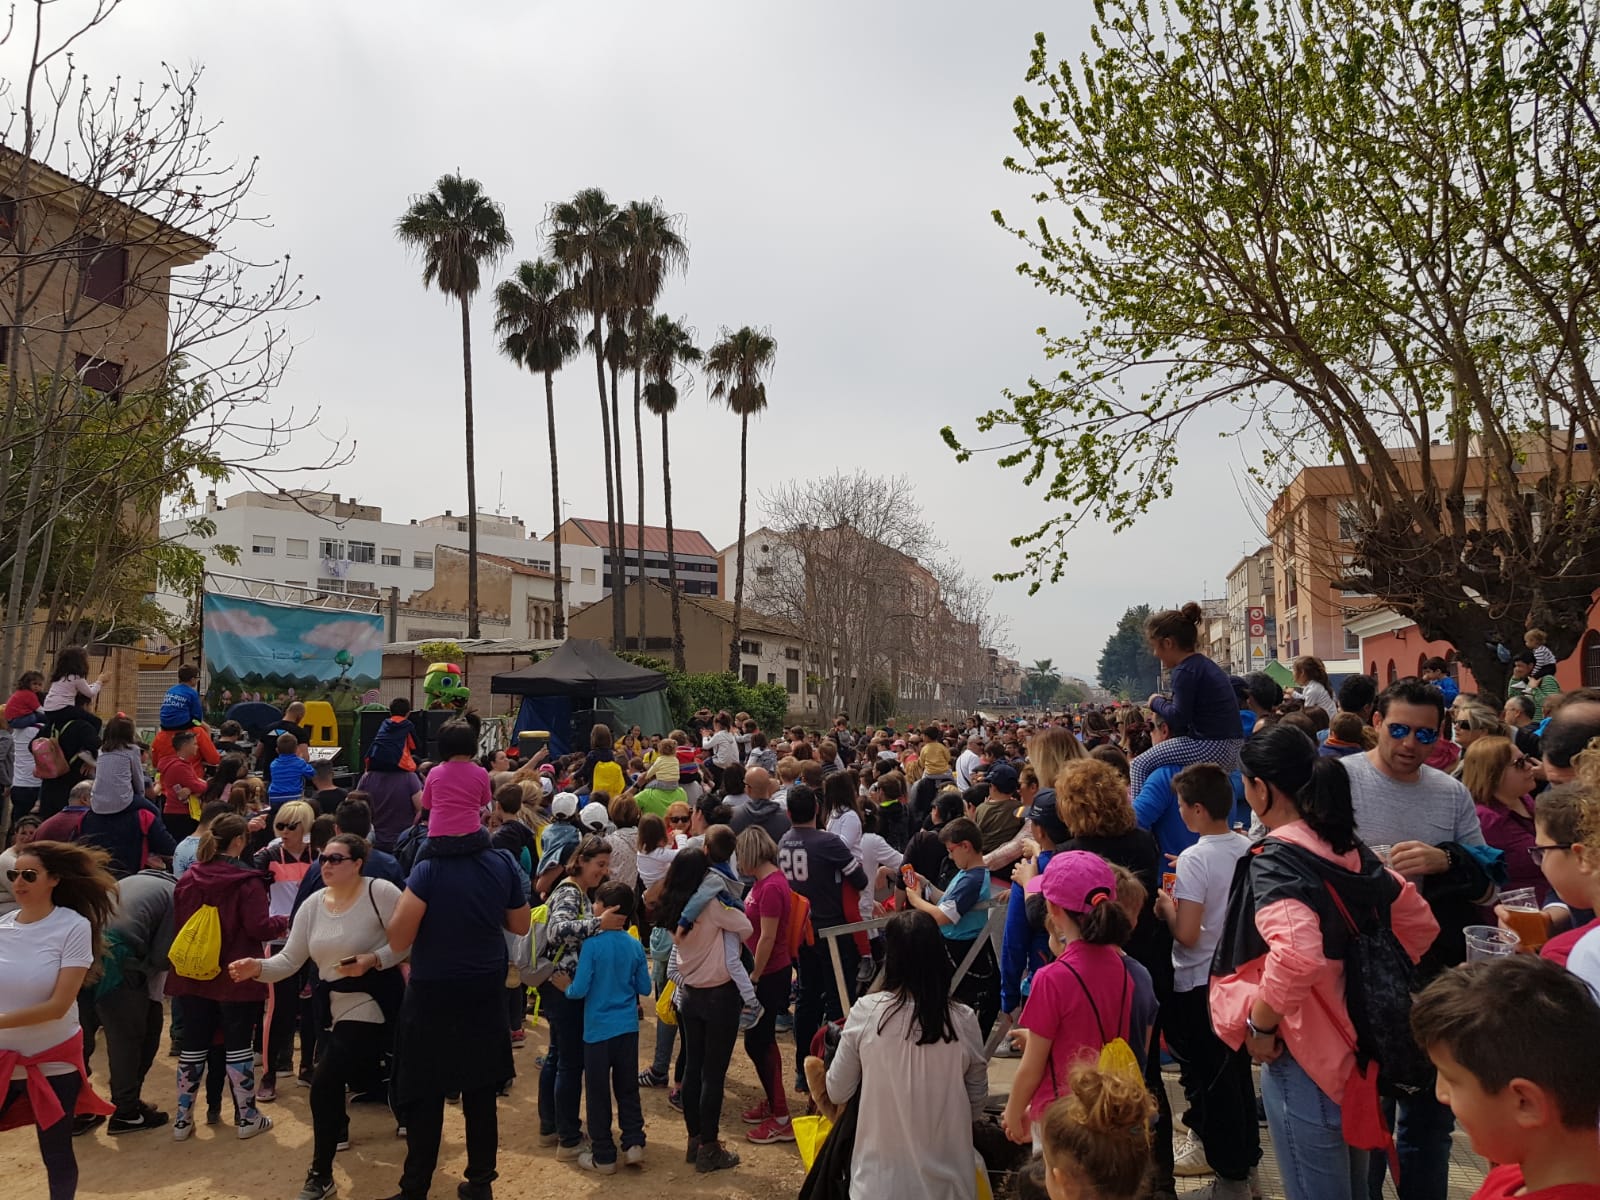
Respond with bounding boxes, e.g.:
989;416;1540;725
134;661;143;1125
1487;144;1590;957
624;1145;645;1167
537;1131;559;1147
205;1106;222;1126
1173;1131;1213;1178
336;1128;351;1151
737;999;763;1031
296;1069;314;1088
555;1140;587;1162
173;1117;195;1142
741;1100;771;1124
1182;1179;1250;1200
72;1113;105;1136
1249;1168;1263;1200
695;1140;740;1173
108;1106;169;1135
747;1116;795;1144
667;1088;683;1113
774;1011;793;1033
257;1083;278;1103
684;1136;700;1164
991;1038;1021;1058
637;1068;668;1088
577;1151;617;1175
295;1172;336;1200
510;1029;527;1049
237;1112;273;1140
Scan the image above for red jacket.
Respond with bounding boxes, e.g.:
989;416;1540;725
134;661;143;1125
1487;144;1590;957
152;725;220;770
157;753;209;817
165;856;287;1003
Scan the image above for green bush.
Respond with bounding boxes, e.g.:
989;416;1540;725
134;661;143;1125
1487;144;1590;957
614;652;788;733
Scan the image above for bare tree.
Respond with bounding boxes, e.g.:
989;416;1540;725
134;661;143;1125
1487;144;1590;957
0;2;342;681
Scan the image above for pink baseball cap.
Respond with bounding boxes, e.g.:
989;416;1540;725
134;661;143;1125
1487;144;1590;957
1029;850;1117;912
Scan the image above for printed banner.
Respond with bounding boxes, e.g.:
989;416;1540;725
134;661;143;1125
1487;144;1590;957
202;593;384;710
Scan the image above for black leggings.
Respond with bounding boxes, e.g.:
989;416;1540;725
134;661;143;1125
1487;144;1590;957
2;1072;81;1200
679;980;741;1146
310;1021;386;1178
264;972;301;1079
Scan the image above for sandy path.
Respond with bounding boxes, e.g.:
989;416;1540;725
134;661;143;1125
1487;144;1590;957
12;1021;809;1200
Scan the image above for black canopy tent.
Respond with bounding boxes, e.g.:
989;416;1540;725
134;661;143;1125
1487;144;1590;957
491;639;670;755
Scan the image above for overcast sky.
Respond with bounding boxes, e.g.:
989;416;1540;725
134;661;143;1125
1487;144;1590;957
20;0;1266;682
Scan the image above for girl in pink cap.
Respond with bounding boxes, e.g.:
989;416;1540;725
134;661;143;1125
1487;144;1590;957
1002;850;1158;1147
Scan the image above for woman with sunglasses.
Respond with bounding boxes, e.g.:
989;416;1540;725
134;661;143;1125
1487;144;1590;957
229;834;404;1200
166;811;288;1142
0;840;117;1199
1461;736;1546;902
0;814;41;916
664;799;694;847
253;799;317;1100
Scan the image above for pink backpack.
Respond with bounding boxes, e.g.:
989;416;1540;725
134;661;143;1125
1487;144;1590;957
30;733;69;780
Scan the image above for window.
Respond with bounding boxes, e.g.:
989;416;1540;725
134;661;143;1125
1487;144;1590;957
413;552;433;570
756;566;773;577
0;194;15;240
345;580;377;596
251;535;276;557
1344;626;1361;654
581;568;597;585
381;548;402;567
786;668;800;694
1336;502;1361;541
74;354;123;401
1339;554;1368;598
740;639;762;655
767;672;777;685
741;664;758;686
1583;631;1600;689
316;577;347;594
0;326;10;366
1461;494;1487;521
560;565;571;581
346;540;376;565
319;538;344;561
786;647;801;662
286;538;308;559
78;237;128;306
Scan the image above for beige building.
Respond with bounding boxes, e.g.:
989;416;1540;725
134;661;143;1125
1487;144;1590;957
399;546;560;643
567;579;817;713
1225;546;1277;674
547;517;720;598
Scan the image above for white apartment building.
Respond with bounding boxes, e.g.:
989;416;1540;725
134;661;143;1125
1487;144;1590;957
1226;545;1278;675
159;488;610;613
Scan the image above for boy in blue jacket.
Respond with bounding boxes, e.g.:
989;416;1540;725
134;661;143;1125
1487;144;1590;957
266;732;316;812
564;881;651;1173
159;664;205;730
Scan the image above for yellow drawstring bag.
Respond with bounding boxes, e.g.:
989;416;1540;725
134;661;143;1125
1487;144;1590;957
655;979;678;1027
169;904;223;980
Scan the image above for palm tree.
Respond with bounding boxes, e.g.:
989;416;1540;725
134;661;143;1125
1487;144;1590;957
640;314;702;671
493;259;579;636
1025;658;1062;706
547;188;627;647
618;200;690;646
395;173;512;639
706;325;777;674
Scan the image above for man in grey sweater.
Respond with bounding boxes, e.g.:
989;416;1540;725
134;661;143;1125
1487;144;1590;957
98;866;177;1133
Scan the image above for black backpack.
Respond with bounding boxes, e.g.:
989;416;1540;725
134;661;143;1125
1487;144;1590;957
366;720;408;771
1323;876;1433;1098
393;814;429;876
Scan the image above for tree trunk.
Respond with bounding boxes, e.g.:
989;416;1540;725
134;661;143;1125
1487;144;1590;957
661;412;685;672
545;368;565;639
460;297;480;640
591;313;618;648
729;412;749;675
608;359;626;649
633;360;646;650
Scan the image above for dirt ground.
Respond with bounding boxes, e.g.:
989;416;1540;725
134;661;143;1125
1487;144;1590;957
11;1019;810;1200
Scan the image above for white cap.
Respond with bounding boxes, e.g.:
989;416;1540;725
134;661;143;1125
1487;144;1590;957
578;801;612;835
550;791;580;819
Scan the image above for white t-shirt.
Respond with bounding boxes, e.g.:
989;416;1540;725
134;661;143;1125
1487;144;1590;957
955;749;982;789
827;809;864;854
1171;831;1251;991
0;905;94;1076
857;832;904;922
636;846;678;889
11;725;39;789
1567;926;1600;998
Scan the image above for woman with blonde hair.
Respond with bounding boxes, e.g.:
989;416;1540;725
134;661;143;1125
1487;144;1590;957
253;798;317;1099
1461;736;1543;900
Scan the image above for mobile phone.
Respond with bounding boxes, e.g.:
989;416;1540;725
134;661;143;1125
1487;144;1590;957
900;864;917;890
338;955;359;967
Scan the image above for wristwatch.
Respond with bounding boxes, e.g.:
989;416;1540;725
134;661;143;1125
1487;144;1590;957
1246;1015;1279;1039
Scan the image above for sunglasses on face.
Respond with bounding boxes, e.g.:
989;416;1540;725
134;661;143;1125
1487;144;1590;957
275;822;301;832
1512;756;1534;771
669;816;690;825
5;868;41;883
318;854;353;866
1386;722;1440;745
1529;843;1572;866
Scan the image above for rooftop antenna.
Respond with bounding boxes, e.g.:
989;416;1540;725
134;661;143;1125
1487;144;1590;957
496;472;505;516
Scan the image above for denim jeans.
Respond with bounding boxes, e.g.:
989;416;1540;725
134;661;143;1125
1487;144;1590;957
536;984;585;1147
1261;1049;1369;1200
584;1032;644;1164
1367;1091;1455;1200
647;952;679;1080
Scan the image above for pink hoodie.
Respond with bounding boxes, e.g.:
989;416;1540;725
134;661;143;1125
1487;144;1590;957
1208;820;1438;1104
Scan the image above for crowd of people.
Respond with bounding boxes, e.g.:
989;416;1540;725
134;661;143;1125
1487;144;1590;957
6;614;1600;1200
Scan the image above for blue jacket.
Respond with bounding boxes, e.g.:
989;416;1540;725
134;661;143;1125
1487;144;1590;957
1134;764;1251;861
1000;848;1054;1013
158;684;205;731
565;928;652;1043
267;754;316;804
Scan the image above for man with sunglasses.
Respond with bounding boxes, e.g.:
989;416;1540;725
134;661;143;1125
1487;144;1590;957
1340;679;1493;1200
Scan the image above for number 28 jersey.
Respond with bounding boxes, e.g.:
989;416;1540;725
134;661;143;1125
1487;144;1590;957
777;826;866;930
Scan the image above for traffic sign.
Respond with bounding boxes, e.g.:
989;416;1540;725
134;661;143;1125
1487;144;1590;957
1247;606;1265;622
1252;645;1266;659
1249;620;1266;637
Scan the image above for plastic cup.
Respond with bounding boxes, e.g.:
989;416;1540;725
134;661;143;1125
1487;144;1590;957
1497;888;1549;951
1499;887;1538;908
1370;844;1393;866
1464;925;1521;962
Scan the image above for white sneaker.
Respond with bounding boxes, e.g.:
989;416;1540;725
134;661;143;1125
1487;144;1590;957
624;1145;645;1167
1249;1167;1263;1200
1183;1177;1250;1200
577;1150;617;1175
236;1112;273;1140
537;1130;559;1147
555;1140;587;1162
172;1117;195;1142
737;999;763;1031
1173;1130;1213;1177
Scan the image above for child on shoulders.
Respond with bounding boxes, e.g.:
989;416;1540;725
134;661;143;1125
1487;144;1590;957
677;824;761;1030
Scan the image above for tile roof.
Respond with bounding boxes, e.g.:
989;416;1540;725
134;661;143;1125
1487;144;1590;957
557;518;718;559
477;551;555;579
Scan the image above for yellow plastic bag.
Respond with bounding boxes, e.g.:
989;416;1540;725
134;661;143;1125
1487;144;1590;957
169;903;223;980
655;979;678;1027
1098;1036;1143;1086
793;1113;833;1170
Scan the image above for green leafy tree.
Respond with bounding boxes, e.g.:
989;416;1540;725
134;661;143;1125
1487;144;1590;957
494;259;580;635
948;0;1600;697
396;173;513;640
1098;606;1159;700
706;326;778;674
1053;679;1087;708
548;188;627;646
1023;657;1061;705
640;314;703;671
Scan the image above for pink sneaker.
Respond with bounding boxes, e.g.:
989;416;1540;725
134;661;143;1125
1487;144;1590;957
741;1100;771;1125
746;1116;795;1144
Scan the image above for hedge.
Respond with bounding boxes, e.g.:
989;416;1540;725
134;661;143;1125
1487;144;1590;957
613;652;789;734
